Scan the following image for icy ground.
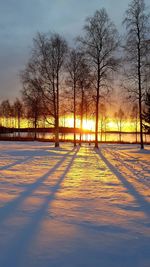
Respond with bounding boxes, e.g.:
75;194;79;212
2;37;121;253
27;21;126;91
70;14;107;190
0;142;150;267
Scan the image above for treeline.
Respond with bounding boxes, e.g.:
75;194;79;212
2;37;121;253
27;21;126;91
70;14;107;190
0;0;150;148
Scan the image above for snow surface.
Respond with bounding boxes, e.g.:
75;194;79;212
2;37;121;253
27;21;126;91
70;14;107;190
0;141;150;267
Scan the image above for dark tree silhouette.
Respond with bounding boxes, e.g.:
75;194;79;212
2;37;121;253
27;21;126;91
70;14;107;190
37;33;67;146
21;59;45;140
123;0;150;149
21;32;68;146
66;48;84;146
77;57;92;145
78;9;119;148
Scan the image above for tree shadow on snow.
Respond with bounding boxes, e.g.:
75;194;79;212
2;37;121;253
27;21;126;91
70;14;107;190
0;146;80;267
0;146;71;171
95;148;150;218
0;147;78;222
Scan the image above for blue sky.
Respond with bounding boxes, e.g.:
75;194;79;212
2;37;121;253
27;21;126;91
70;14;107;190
0;0;149;100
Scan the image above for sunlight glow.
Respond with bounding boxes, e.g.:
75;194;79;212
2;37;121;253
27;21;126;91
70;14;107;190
1;116;139;133
65;117;95;131
82;119;95;131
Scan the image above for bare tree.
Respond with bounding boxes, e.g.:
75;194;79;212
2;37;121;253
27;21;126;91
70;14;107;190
66;48;84;146
39;33;67;146
78;9;119;148
76;56;92;145
123;0;150;149
21;62;44;140
21;32;68;146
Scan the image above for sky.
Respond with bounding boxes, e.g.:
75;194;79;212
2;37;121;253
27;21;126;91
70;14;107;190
0;0;149;101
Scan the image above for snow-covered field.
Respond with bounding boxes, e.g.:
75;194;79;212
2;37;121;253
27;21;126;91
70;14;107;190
0;141;150;267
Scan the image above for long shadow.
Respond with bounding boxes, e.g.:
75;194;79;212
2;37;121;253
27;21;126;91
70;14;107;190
106;148;150;189
0;148;67;171
0;146;79;267
106;147;150;172
95;148;150;218
0;147;78;223
0;155;33;171
103;147;150;192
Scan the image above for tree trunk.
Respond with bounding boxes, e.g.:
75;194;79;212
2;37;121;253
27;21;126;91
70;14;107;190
55;72;59;147
79;88;84;146
105;119;107;142
95;66;100;148
55;116;59;147
73;81;76;147
137;35;144;149
120;120;121;142
139;94;144;149
135;117;138;143
34;115;37;141
18;113;20;137
100;119;103;142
